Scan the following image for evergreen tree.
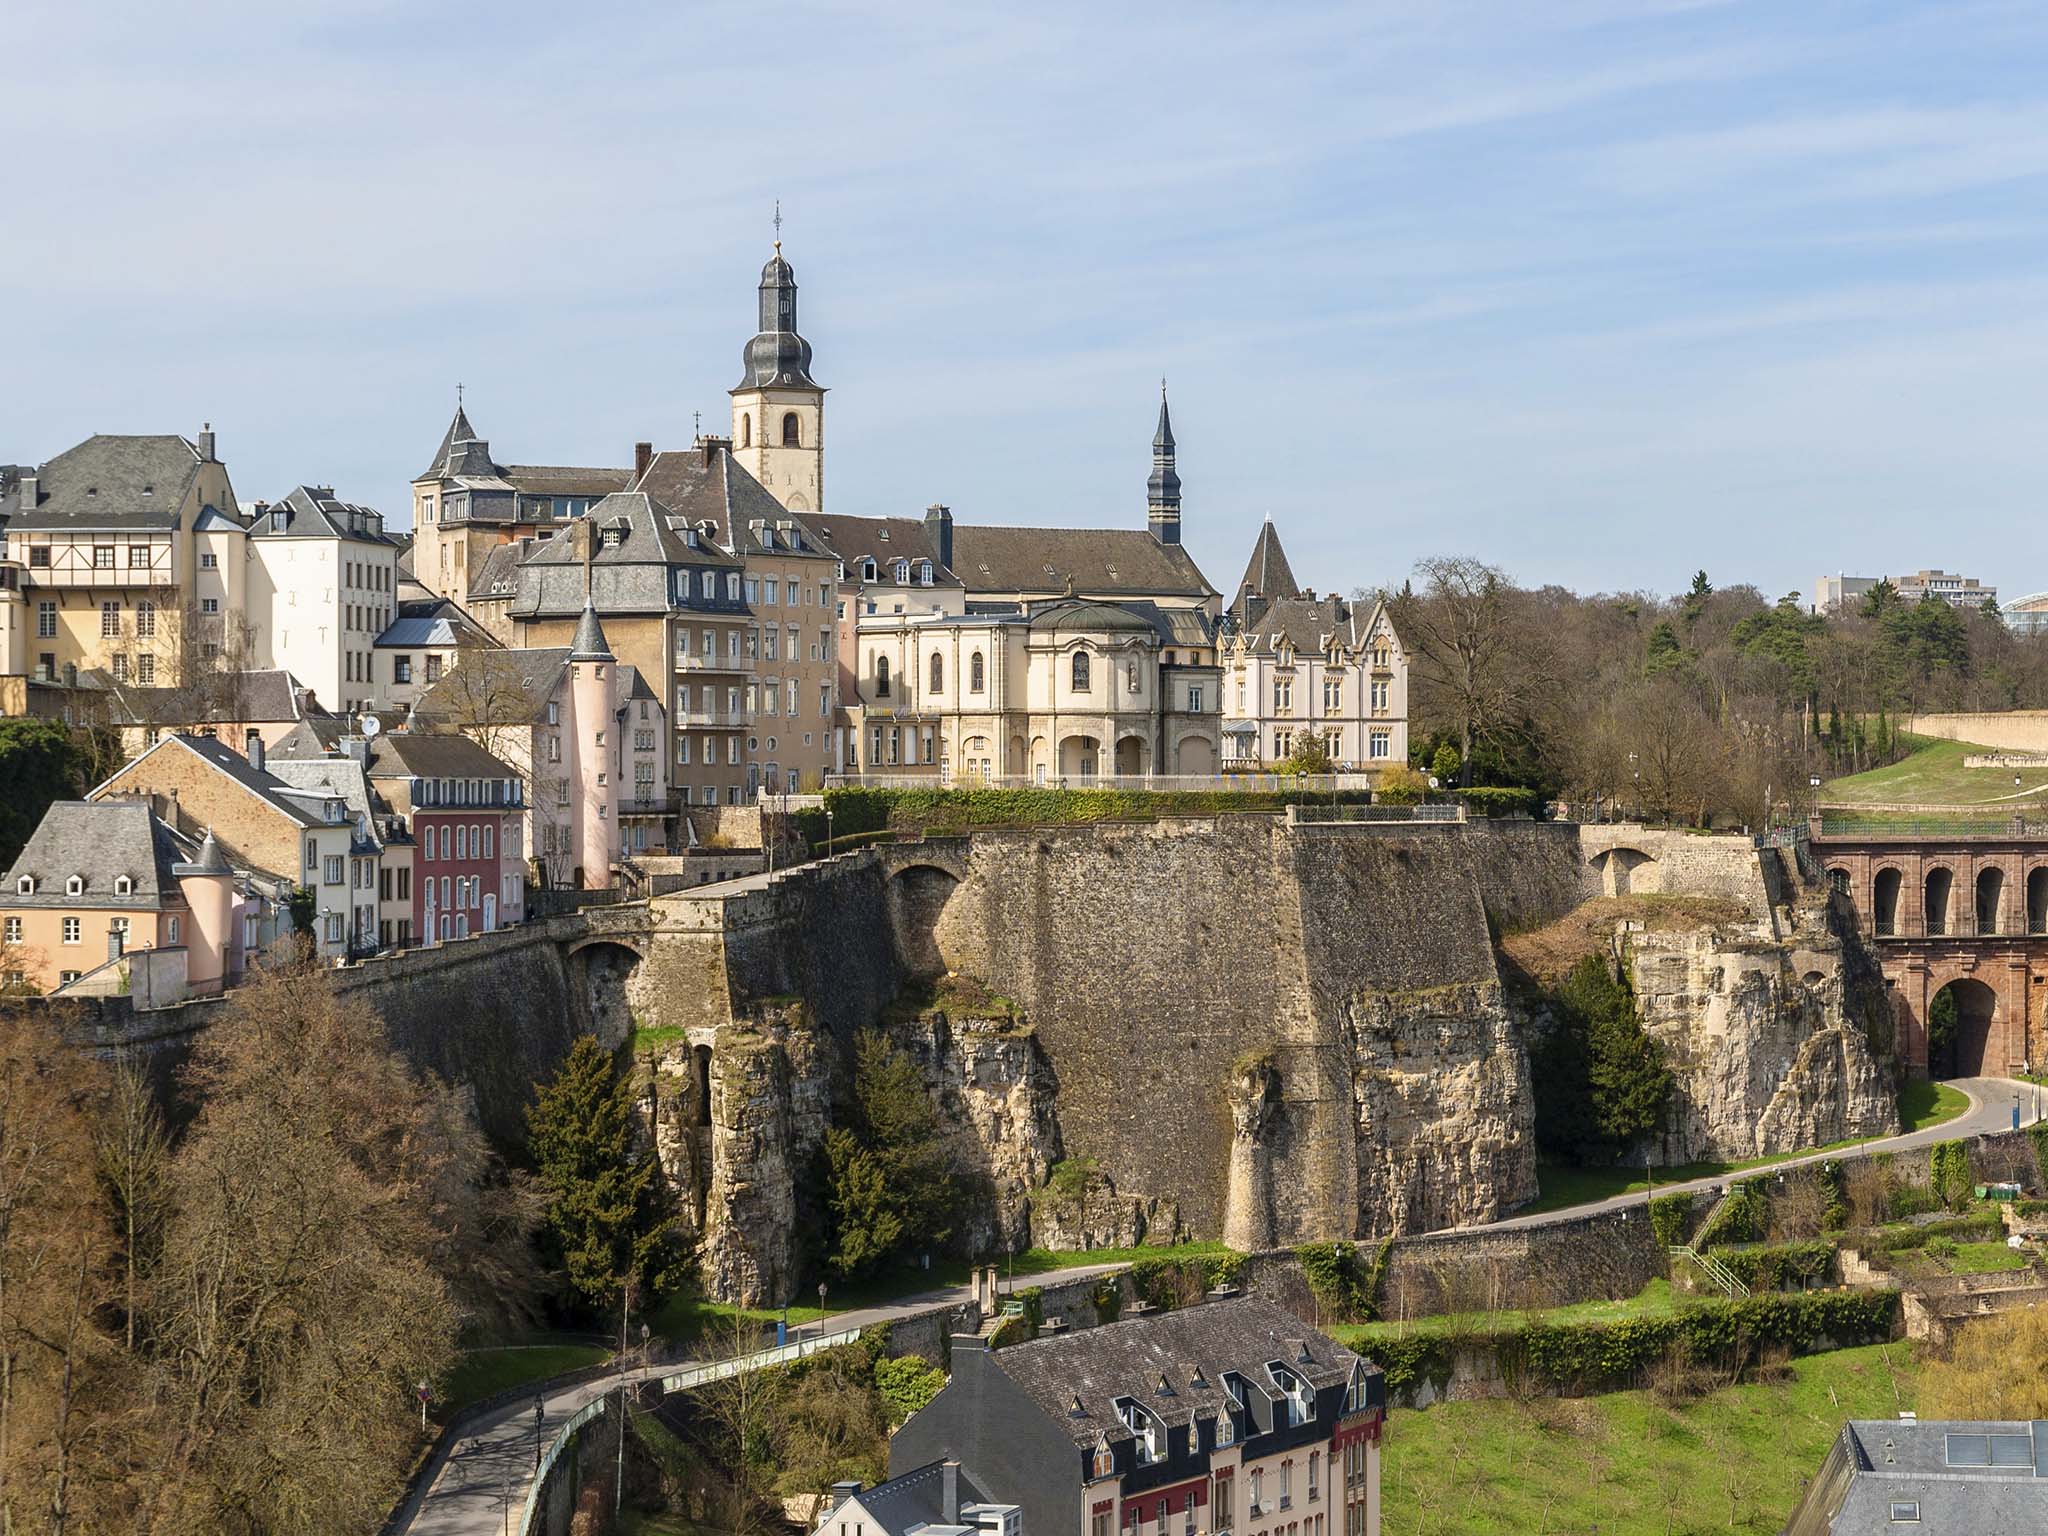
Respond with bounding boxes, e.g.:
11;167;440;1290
1532;956;1673;1164
1645;621;1685;673
527;1035;684;1310
824;1031;960;1280
0;716;87;868
1429;742;1462;784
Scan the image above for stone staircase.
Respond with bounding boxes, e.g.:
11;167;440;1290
1669;1245;1752;1299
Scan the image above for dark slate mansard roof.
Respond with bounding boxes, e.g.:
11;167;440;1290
990;1298;1363;1451
252;485;404;546
630;442;830;560
508;493;718;620
950;524;1215;600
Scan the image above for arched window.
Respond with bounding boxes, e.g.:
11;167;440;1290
970;650;985;692
739;413;751;447
781;412;801;447
929;652;944;693
876;655;891;697
1072;650;1092;692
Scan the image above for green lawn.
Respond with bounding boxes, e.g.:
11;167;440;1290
1900;1078;1971;1132
1822;735;2048;807
441;1344;611;1413
1380;1341;1921;1535
1331;1278;1691;1343
1948;1241;2028;1274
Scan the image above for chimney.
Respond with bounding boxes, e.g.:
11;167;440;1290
247;734;265;773
924;504;954;573
18;472;35;511
826;1480;862;1514
197;423;216;462
941;1460;960;1524
61;661;77;688
633;441;653;482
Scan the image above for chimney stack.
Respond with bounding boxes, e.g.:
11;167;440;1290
197;423;216;462
826;1479;862;1514
941;1460;960;1524
924;503;954;573
247;734;265;774
633;441;653;482
61;661;77;688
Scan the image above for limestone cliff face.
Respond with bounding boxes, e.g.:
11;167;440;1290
1345;982;1538;1237
1626;895;1897;1164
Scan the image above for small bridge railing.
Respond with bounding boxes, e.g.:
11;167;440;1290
1669;1246;1750;1300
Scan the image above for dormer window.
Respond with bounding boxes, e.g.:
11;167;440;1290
1215;1409;1234;1447
893;559;909;585
113;875;133;896
601;527;622;549
1266;1363;1312;1428
1115;1398;1163;1465
16;876;32;895
860;558;878;583
1091;1435;1114;1480
65;875;83;896
916;560;933;585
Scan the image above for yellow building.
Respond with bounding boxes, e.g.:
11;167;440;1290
4;428;241;685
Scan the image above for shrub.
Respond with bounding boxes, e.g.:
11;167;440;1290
1375;765;1429;806
1695;1179;1769;1249
1710;1240;1833;1291
1090;1276;1122;1324
1531;956;1673;1163
873;1354;947;1422
1923;1236;1958;1260
1649;1194;1693;1248
1930;1140;1974;1210
1453;786;1539;818
818;784;1375;835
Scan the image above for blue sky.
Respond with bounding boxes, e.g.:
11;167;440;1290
8;1;2048;603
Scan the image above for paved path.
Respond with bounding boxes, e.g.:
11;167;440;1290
389;1257;1130;1536
1453;1075;2043;1236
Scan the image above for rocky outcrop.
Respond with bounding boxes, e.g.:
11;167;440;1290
1028;1164;1187;1251
1626;894;1897;1164
1347;981;1538;1236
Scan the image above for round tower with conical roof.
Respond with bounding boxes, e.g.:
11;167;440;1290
730;235;826;513
172;827;236;992
568;604;618;890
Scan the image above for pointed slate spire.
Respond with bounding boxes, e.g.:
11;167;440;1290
418;401;480;481
737;234;819;390
569;602;613;662
173;826;232;878
1232;517;1300;622
1148;379;1182;546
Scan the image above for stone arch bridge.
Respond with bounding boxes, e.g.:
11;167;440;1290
1813;820;2048;1077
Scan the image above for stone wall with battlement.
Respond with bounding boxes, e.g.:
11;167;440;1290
1578;824;1777;911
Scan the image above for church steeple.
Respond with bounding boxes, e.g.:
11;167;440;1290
1148;380;1182;546
730;217;827;514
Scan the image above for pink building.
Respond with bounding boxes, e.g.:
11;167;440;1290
369;733;527;940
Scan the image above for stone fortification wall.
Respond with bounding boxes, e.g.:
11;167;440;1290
1908;710;2048;754
1580;825;1775;912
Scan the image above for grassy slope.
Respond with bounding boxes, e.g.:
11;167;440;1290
1331;1278;1689;1343
1380;1341;1920;1535
1824;735;2047;806
1900;1079;1970;1133
442;1344;611;1412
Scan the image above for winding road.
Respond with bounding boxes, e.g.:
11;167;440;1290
391;1078;2039;1534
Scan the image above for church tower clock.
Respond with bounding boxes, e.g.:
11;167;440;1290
729;234;825;513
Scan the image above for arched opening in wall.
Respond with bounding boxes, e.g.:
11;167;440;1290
1827;867;1850;898
1925;867;1954;936
569;940;643;1048
782;412;801;447
1177;734;1215;773
1874;868;1902;937
1059;734;1100;779
1976;867;2006;936
1592;846;1655;898
1114;735;1147;775
1008;735;1027;775
693;1043;712;1129
885;864;963;980
1928;977;1998;1079
740;413;751;448
2028;867;2048;935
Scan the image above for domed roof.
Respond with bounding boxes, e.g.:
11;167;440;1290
736;243;821;391
760;250;794;286
1027;599;1157;633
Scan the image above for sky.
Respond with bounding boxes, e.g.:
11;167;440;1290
7;0;2048;605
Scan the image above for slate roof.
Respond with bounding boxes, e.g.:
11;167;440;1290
126;733;339;829
1;801;191;909
1233;520;1300;617
1788;1420;2048;1534
251;485;402;545
630;443;823;555
418;405;481;481
95;668;315;726
413;647;572;727
509;492;737;620
1232;595;1382;655
266;758;386;852
990;1298;1361;1450
414;407;628;502
467;542;527;603
505;464;632;498
569;604;613;661
376;596;494;650
1025;598;1159;634
950;525;1215;600
370;731;523;781
803;513;959;583
9;434;209;531
850;1461;994;1535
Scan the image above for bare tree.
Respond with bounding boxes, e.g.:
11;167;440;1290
92;1056;169;1353
690;1309;790;1536
1391;556;1547;784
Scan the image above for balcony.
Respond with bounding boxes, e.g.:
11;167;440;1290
677;709;749;729
674;648;754;673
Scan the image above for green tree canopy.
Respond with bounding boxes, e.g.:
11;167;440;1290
1532;955;1673;1164
0;716;88;868
527;1035;684;1310
824;1031;961;1281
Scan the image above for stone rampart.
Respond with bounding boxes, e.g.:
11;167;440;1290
1908;710;2048;754
1580;824;1775;911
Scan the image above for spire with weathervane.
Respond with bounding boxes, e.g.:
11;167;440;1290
731;202;826;513
1148;378;1182;546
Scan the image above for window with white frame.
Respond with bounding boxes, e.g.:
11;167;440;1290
1369;728;1391;760
62;917;80;944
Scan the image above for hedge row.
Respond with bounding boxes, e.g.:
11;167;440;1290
1370;1289;1898;1396
1709;1240;1834;1291
1451;786;1540;818
802;785;1378;842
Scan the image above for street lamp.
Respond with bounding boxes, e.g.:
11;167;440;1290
416;1379;431;1435
817;1281;828;1339
1809;773;1822;824
825;805;835;857
640;1321;651;1367
532;1394;544;1470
